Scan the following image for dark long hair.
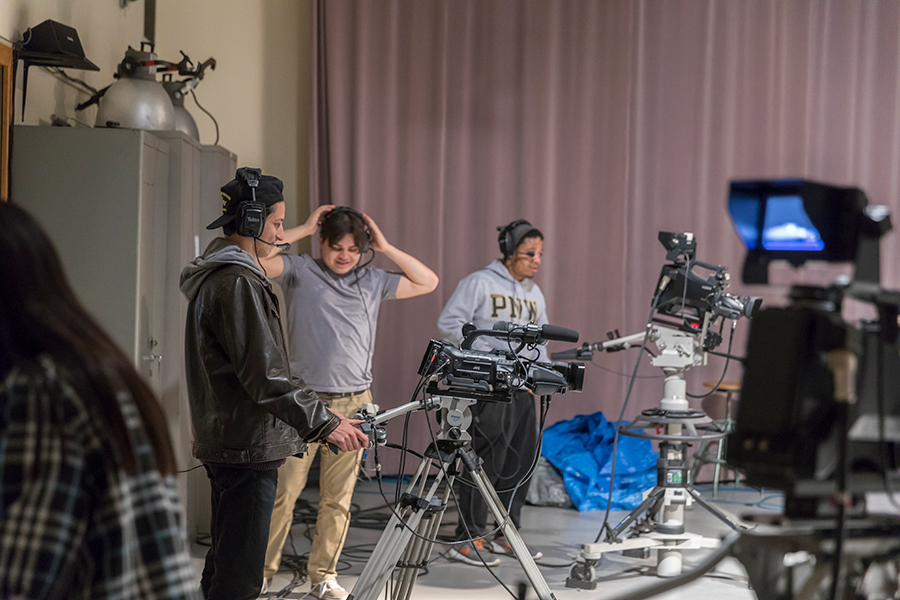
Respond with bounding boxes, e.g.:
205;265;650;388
0;202;176;475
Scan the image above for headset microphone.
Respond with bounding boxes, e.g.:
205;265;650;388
255;238;292;252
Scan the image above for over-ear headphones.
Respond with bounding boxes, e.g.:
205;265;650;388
235;167;266;238
497;219;533;259
320;206;372;255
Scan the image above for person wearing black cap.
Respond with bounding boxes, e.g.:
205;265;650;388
179;168;369;600
437;218;547;566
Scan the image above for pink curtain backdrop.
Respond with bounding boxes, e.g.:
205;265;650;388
311;0;900;466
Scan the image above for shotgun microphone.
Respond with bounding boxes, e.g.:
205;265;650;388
492;321;580;344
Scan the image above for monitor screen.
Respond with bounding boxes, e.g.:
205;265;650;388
729;179;865;258
761;195;825;251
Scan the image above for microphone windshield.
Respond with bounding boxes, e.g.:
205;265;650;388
539;324;580;343
492;321;579;343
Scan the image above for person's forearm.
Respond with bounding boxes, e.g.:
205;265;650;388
282;222;317;245
380;244;439;288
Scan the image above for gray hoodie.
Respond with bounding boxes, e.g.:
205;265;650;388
438;259;548;359
180;237;265;301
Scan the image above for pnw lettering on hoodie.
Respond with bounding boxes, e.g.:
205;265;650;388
489;294;538;321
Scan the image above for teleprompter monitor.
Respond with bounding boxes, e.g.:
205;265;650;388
728;179;869;284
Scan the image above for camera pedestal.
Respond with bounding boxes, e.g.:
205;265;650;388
566;338;750;588
349;396;557;600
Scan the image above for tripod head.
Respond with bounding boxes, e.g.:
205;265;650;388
551;323;704;371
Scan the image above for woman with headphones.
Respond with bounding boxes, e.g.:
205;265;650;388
258;205;438;599
437;218;548;567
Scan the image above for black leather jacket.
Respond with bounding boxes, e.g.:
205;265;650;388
180;239;339;464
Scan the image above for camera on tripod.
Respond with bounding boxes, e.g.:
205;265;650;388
655;231;762;349
417;321;585;402
725;178;900;519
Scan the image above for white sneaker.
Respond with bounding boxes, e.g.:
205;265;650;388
310;579;349;600
260;576;272;595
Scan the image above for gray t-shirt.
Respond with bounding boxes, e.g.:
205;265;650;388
274;254;401;393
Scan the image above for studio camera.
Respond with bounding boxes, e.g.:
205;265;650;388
725;179;900;519
551;232;761;363
655;231;762;330
417;321;585;402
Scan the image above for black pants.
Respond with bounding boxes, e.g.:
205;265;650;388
454;390;538;540
201;464;278;600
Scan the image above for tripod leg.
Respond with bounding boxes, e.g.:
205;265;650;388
461;450;558;600
394;479;454;600
713;437;724;498
608;487;665;541
686;487;749;532
349;458;443;600
394;465;441;600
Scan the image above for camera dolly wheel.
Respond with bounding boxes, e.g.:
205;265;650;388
566;560;598;590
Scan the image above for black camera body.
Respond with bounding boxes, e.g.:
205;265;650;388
655;260;761;323
654;232;762;350
417;338;584;402
728;284;900;518
418;340;523;402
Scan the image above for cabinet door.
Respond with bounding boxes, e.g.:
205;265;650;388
156;132;202;430
136;135;170;396
11;127;150;362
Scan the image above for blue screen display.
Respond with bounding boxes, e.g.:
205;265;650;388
761;195;824;251
728;193;825;252
729;194;762;249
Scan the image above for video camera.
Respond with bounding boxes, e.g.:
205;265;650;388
655;231;762;329
725;179;900;518
551;232;760;363
418;321;585;402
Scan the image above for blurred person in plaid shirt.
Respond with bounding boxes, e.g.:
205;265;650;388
0;202;200;600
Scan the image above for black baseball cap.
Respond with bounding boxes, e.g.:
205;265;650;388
206;169;285;230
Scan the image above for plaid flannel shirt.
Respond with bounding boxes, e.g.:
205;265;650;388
0;358;200;599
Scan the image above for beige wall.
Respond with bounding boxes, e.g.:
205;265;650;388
2;0;311;230
2;1;144;127
155;0;311;230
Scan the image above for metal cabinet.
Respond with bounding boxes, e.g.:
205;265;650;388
11;125;236;539
153;130;237;539
11;126;170;392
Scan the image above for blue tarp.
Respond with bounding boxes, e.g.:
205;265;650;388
541;411;656;511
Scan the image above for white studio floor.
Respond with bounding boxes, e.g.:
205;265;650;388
189;477;779;600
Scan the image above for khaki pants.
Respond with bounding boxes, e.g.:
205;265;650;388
264;390;369;582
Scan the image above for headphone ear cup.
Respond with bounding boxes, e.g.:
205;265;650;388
361;226;371;254
498;225;513;258
498;219;531;259
237;201;266;238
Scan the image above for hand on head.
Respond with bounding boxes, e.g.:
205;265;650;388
362;213;390;253
307;204;335;230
